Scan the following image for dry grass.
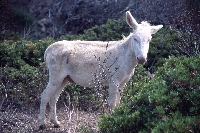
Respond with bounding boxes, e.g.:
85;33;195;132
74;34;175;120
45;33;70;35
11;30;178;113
0;104;100;133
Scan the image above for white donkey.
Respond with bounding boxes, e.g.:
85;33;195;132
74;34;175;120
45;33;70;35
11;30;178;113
38;11;163;129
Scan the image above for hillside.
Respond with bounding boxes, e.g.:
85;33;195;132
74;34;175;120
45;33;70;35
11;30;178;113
1;0;199;39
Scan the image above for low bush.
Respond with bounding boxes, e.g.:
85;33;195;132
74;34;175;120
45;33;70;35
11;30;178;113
0;63;48;107
98;55;200;133
60;18;130;41
0;38;53;68
0;39;52;107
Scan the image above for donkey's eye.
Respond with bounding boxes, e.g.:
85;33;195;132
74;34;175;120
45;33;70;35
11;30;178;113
134;38;137;41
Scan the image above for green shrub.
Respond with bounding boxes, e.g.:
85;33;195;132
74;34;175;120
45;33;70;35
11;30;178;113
144;26;182;71
0;38;53;107
0;38;53;68
0;31;20;41
98;55;200;133
60;18;130;41
0;40;27;68
0;63;48;107
28;38;54;66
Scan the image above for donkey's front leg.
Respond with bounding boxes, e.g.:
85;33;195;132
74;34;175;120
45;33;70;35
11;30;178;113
108;83;121;110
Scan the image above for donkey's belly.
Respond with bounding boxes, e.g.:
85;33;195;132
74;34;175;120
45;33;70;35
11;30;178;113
69;72;109;88
66;59;110;87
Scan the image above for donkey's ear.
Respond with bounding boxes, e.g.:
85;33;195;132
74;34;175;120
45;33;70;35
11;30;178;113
126;11;138;29
150;25;163;34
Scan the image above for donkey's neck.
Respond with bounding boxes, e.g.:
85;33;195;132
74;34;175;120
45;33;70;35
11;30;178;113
120;33;137;60
108;33;138;74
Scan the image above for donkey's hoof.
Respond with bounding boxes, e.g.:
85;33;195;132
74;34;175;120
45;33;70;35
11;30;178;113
50;119;61;128
39;124;46;130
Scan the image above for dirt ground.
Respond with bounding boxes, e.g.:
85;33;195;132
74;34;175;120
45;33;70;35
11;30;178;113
0;105;100;133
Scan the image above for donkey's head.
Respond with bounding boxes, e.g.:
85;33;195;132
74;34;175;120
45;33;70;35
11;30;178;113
126;11;163;64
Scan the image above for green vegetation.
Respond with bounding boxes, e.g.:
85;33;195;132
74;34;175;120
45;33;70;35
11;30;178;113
98;55;200;133
0;16;199;132
0;39;53;106
60;18;130;41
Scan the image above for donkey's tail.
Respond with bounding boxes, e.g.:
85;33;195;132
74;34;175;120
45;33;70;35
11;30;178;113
43;47;49;68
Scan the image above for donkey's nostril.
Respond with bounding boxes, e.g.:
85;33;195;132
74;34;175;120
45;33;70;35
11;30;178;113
137;57;146;64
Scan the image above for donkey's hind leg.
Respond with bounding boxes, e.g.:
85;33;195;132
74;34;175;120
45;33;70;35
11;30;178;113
38;71;66;129
49;77;68;127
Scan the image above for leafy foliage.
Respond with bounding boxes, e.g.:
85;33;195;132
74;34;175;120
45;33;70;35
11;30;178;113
60;18;130;41
0;65;46;109
0;39;53;107
144;27;181;71
98;55;200;133
0;38;53;68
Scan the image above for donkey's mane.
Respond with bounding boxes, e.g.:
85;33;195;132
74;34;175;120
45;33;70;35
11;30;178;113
141;21;151;27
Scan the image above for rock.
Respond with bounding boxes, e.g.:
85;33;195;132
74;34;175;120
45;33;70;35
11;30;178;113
37;18;52;32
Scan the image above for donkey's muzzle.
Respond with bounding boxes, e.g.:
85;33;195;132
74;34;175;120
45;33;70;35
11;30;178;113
137;57;146;64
